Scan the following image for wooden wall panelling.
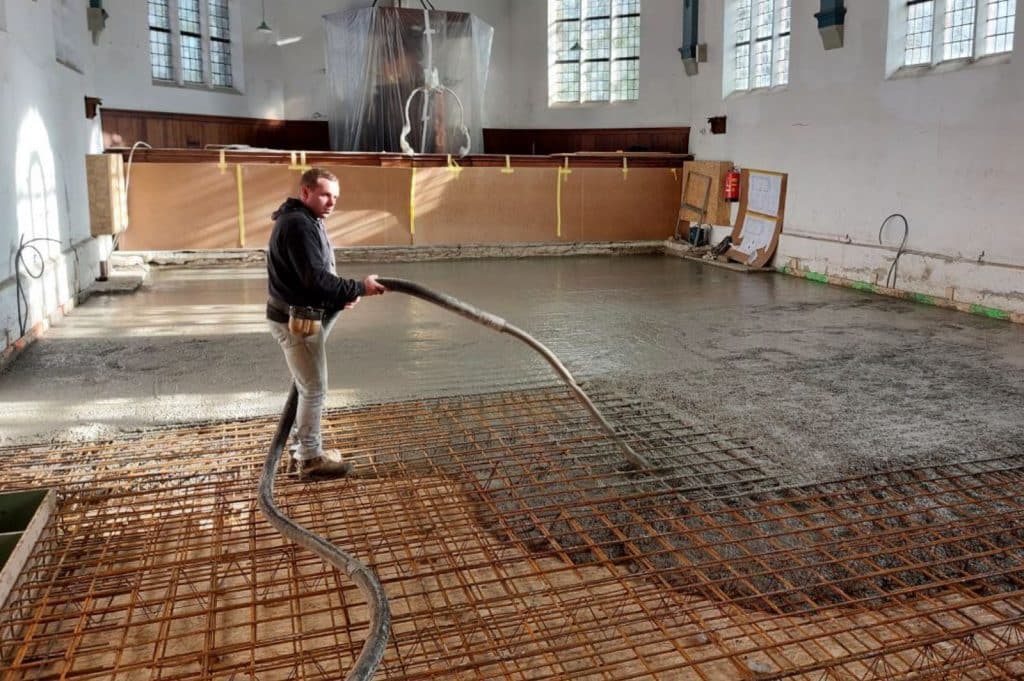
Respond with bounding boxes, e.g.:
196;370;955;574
101;108;330;150
483;127;690;155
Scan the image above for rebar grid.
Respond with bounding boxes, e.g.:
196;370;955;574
2;385;1023;680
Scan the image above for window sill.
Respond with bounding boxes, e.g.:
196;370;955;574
152;79;243;95
547;99;640;109
888;51;1012;80
724;83;788;100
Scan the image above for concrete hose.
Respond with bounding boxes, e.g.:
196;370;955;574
258;385;391;681
377;277;654;472
258;277;653;681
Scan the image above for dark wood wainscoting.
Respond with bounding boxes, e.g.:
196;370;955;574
483;127;690;155
101;108;331;150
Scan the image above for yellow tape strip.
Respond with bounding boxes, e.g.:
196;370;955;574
446;154;463;177
235;164;246;248
299;151;310;171
218;149;227;173
409;166;417;236
288;151;299;170
622;156;629;179
670;167;678;181
501;155;514;175
556;157;572;238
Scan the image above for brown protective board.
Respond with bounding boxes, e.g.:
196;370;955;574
121;164;240;250
681;160;733;225
726;168;788;268
86;154;127;236
241;165;412;248
576;168;683;241
412;167;559;245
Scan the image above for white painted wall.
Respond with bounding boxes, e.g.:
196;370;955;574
690;0;1024;311
92;0;285;119
500;0;1024;313
89;0;511;124
504;0;693;127
1;0;107;350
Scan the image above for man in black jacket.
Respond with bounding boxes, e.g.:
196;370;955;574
266;167;387;478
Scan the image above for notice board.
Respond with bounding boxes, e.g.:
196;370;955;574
726;169;787;268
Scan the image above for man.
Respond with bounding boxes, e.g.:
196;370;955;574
266;167;387;478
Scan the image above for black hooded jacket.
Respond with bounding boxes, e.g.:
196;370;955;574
266;198;365;313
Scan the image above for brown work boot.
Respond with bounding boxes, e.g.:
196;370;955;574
294;450;354;480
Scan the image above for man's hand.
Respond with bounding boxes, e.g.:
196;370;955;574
362;274;387;296
343;296;361;310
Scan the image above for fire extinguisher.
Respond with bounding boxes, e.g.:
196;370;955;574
724;167;741;202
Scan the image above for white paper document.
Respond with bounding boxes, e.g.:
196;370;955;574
747;172;783;217
736;215;776;263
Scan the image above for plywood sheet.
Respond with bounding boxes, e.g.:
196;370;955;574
681;160;733;225
412;167;559;245
577;168;682;241
121;164;240;250
240;165;412;248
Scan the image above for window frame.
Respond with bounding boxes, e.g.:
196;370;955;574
148;0;241;92
548;0;641;106
889;0;1016;75
724;0;792;97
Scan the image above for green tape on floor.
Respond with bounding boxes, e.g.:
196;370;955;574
912;293;936;306
969;304;1010;320
851;281;876;293
805;271;828;284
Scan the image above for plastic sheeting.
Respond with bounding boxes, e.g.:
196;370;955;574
325;6;493;155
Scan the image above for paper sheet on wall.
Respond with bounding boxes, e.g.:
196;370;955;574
736;215;776;264
747;172;783;217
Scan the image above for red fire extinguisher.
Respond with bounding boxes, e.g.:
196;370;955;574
724;167;741;202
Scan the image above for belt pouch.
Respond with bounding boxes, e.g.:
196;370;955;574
288;305;323;337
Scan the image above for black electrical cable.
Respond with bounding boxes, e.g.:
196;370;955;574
15;235;80;339
878;213;909;289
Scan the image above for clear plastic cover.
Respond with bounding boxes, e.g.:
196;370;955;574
324;6;493;155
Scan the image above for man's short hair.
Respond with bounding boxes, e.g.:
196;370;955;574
300;167;338;189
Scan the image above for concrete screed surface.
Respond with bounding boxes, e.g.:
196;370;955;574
1;255;1021;482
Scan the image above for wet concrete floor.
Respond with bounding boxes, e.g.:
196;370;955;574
1;255;1021;480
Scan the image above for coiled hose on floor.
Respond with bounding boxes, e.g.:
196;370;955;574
258;276;652;680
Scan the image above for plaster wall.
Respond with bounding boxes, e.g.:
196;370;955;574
0;0;107;351
89;0;512;126
90;0;284;119
501;0;1024;313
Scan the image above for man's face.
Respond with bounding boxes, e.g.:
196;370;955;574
300;178;340;219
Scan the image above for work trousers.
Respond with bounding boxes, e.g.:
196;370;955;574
268;314;339;461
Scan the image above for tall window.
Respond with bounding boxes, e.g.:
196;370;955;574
728;0;791;94
548;0;641;105
902;0;1015;67
149;0;235;88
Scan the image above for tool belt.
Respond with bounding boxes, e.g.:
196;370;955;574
267;297;323;337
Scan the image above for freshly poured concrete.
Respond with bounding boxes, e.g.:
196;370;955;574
1;256;1021;480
